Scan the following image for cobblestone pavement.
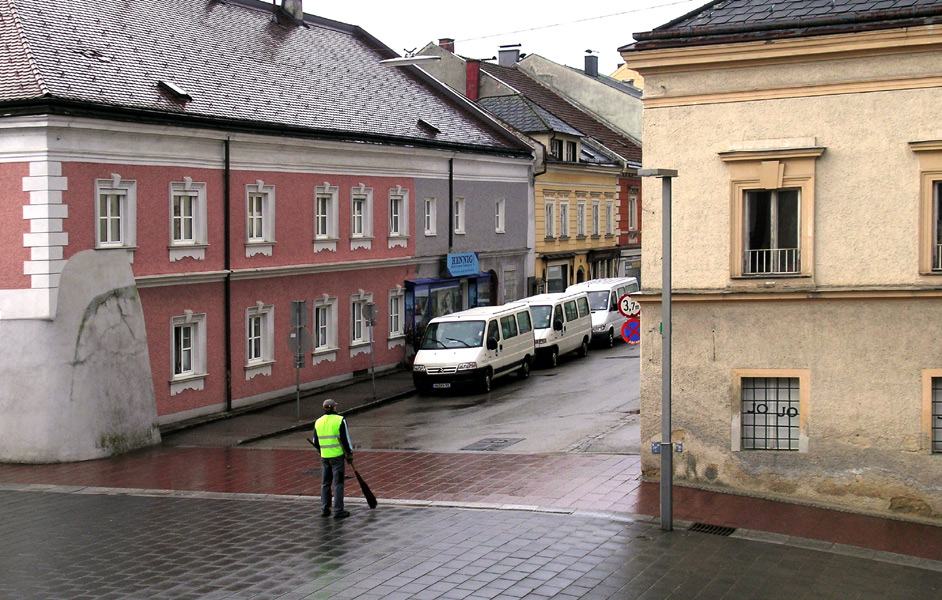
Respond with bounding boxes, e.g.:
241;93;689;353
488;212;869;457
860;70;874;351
2;489;940;600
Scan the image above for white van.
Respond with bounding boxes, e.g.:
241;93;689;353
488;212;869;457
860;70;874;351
520;291;592;367
412;303;535;394
566;277;640;347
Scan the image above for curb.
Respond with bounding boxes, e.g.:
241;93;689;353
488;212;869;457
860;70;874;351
235;387;416;446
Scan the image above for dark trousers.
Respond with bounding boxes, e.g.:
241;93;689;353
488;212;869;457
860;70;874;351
321;456;346;513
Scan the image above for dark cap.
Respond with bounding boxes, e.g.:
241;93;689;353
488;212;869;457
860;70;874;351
323;399;338;410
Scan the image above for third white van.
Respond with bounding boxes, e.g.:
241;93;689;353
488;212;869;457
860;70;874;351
566;277;640;347
520;291;592;367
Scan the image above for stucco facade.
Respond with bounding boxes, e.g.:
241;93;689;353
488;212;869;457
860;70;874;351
624;22;942;522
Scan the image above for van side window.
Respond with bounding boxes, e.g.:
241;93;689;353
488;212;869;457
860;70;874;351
500;315;518;339
577;297;590;317
487;320;500;343
627;282;639;293
564;300;578;322
610;292;618;310
516;311;532;334
553;305;564;326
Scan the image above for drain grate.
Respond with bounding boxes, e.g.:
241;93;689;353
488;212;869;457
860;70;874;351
461;438;524;451
689;523;736;536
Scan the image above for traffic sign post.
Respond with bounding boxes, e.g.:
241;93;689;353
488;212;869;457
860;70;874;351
287;301;313;421
362;302;379;400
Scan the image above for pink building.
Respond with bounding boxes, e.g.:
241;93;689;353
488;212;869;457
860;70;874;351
0;0;532;461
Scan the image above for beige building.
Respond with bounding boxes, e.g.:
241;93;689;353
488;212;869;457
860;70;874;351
622;1;942;523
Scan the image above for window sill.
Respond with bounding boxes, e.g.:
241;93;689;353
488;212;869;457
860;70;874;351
168;244;208;262
169;373;206;396
558;235;570;241
245;241;274;258
424;231;437;237
349;342;371;358
388;236;409;249
544;236;557;241
454;230;466;235
244;360;274;380
312;349;337;365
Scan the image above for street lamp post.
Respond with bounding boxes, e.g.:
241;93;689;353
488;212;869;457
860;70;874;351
638;168;678;532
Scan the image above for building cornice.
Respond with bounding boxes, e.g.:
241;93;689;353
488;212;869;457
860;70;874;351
635;285;942;303
624;25;942;75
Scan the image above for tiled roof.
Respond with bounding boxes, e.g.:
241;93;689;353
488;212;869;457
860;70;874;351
0;0;526;153
478;95;583;137
628;0;942;49
479;62;642;165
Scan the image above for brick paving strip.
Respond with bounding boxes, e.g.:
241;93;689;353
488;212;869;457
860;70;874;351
0;446;940;568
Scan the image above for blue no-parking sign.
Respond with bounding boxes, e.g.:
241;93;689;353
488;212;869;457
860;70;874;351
622;318;641;344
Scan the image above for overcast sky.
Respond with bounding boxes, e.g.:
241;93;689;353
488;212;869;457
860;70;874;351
313;0;706;76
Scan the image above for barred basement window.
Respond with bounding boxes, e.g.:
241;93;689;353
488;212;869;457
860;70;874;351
933;378;942;453
741;377;800;450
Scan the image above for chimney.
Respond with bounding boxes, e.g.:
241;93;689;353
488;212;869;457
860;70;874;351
439;38;455;53
281;0;303;21
585;54;599;78
498;44;521;67
466;59;481;101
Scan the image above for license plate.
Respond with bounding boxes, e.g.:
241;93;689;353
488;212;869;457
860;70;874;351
432;383;451;389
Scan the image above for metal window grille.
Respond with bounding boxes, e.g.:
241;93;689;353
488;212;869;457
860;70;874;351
741;377;800;450
743;248;801;275
933;378;942;453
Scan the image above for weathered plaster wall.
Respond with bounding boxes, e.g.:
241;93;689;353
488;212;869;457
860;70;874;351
0;249;159;462
640;296;942;520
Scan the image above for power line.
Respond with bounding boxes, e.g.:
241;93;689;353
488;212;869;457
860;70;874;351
457;0;699;43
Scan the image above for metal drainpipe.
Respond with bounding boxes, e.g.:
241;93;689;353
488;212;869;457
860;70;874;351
224;137;233;413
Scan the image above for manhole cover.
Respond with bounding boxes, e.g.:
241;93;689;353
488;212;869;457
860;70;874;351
461;438;524;451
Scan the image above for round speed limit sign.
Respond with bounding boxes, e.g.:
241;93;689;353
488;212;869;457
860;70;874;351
618;294;641;319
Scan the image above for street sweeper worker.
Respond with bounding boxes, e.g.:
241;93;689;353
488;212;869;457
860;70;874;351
313;399;354;519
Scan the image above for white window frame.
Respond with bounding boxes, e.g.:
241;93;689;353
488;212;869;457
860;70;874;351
558;199;569;238
605;200;616;236
495;198;506;234
565;140;578;162
95;174;137;252
592;200;601;236
245;180;275;257
545;199;556;239
245;303;275;380
628;189;639;231
577;200;586;237
388;185;409;248
550;139;562;160
350;290;373;354
314;183;339;253
388;287;405;347
454;197;466;235
168;178;208;262
424;197;437;236
351;184;374;250
170;311;207;396
312;294;339;365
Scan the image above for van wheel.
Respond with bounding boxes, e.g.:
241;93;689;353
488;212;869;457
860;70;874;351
481;370;492;393
548;347;559;368
578;338;589;358
606;329;615;348
518;358;531;379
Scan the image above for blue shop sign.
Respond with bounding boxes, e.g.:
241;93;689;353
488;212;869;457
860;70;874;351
447;252;479;277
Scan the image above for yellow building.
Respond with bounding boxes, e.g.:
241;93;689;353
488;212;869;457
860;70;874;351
622;1;942;523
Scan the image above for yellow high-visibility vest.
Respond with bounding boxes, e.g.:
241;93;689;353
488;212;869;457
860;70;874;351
314;414;345;458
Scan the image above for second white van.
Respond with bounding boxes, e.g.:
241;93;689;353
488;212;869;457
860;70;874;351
412;303;535;394
566;277;640;347
520;291;592;367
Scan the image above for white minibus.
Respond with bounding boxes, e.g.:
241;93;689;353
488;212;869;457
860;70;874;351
566;277;640;347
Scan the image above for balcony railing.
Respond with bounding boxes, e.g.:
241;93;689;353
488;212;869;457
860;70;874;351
934;244;942;272
743;248;800;276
